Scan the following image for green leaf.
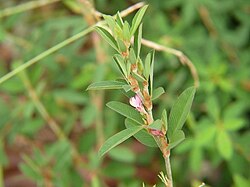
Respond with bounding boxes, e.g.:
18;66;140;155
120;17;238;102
122;21;131;42
224;119;245;131
98;126;143;157
234;174;250;187
117;38;127;52
125;118;157;147
144;51;151;80
102;14;116;32
149;50;155;95
128;48;137;64
95;26;119;52
131;72;146;82
206;95;220;121
87;81;126;90
113;54;127;77
109;147;136;163
167;87;196;140
122;85;131;92
168;130;185;150
161;109;168;133
216;131;233;160
134;24;142;58
116;11;124;28
149;120;162;130
106;101;144;124
130;5;148;36
152;87;165;100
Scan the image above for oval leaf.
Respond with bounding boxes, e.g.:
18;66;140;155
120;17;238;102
168;87;196;140
87;81;126;90
125;118;157;147
152;87;165;100
106;101;144;124
98;126;143;157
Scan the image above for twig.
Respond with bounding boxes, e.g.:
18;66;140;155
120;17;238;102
0;0;60;18
141;38;199;88
94;2;145;18
0;26;94;85
0;2;146;85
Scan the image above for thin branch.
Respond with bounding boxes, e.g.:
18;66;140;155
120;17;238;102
94;2;145;18
141;38;199;88
0;26;94;85
0;2;146;85
0;0;60;18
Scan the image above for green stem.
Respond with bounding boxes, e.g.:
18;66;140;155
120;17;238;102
0;0;60;18
0;26;94;85
164;155;173;187
0;141;3;187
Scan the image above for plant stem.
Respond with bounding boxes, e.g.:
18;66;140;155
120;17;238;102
141;38;199;88
164;155;173;187
0;140;3;187
0;0;60;18
0;26;94;85
0;2;146;85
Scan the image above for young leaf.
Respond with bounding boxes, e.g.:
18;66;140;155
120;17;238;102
168;130;185;150
87;81;126;90
113;54;127;77
102;14;116;32
95;26;119;52
152;87;165;100
116;11;124;28
167;87;196;140
98;126;143;158
117;38;127;52
161;109;168;133
106;101;144;124
127;62;131;76
125;118;157;147
123;21;131;42
134;24;142;58
129;48;137;64
130;5;148;36
149;50;155;96
144;51;151;80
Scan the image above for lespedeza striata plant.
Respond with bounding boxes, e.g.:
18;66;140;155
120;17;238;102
87;5;196;187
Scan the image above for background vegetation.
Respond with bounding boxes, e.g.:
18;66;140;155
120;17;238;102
0;0;249;187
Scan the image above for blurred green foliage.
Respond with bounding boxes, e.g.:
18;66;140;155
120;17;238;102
0;0;249;187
